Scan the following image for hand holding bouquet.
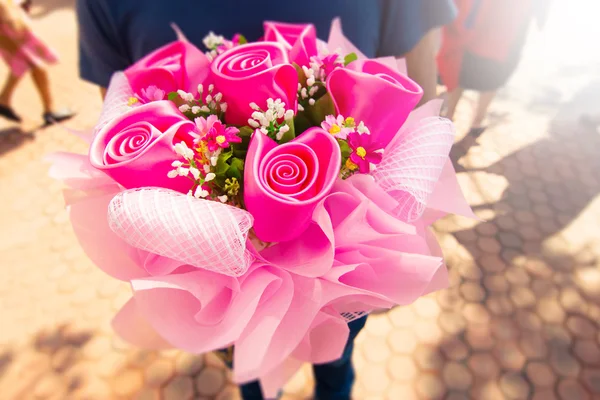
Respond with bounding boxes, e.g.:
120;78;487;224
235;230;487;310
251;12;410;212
49;19;475;396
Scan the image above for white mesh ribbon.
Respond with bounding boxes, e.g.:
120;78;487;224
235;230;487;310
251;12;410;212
372;117;456;222
95;72;135;135
108;188;255;277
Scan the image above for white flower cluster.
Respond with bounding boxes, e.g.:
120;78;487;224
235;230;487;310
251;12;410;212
168;142;196;179
203;32;224;60
357;121;370;135
203;31;225;49
177;84;227;115
247;99;294;141
298;65;322;111
168;141;227;202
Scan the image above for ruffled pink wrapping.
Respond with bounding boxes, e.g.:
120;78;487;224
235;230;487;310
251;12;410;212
49;145;452;397
376;100;477;224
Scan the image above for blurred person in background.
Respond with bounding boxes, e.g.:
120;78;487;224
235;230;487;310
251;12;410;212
438;0;551;135
382;0;457;105
75;1;455;399
0;0;74;125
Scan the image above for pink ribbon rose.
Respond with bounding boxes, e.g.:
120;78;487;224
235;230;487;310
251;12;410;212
244;127;341;242
327;59;423;148
263;21;318;67
89;101;196;192
125;41;210;97
211;42;298;126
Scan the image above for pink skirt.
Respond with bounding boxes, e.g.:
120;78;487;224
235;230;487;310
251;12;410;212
0;22;59;77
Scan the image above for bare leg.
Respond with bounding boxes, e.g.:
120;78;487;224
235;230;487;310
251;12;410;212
405;29;439;106
0;73;23;107
444;87;464;121
30;66;53;113
472;90;496;128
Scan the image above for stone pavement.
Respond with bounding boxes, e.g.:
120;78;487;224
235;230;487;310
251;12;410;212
1;1;600;399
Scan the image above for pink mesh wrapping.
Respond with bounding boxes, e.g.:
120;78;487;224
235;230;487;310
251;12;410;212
108;188;255;277
95;72;135;135
372;117;456;222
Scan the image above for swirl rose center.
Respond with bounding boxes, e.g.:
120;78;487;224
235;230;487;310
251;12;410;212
220;49;273;77
104;122;158;164
263;144;320;200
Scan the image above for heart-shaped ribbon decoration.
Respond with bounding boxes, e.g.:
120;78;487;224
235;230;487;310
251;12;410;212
372;117;455;222
108;187;255;276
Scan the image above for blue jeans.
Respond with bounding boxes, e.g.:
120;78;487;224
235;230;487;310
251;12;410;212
238;316;367;400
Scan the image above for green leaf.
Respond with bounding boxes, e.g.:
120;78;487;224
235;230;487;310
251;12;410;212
232;126;254;158
167;92;179;101
215;151;233;175
337;139;352;159
344;52;358;66
237;34;248;44
237;126;254;140
227;157;245;180
279;120;296;144
307;93;335;125
293;62;306;81
293;111;315;135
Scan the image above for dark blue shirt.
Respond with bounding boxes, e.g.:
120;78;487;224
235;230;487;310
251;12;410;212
76;0;456;87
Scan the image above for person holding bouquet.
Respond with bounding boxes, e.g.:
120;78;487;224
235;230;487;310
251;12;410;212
72;2;460;400
0;0;75;124
76;0;456;103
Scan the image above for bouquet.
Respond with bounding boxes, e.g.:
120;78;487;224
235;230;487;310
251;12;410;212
49;19;475;396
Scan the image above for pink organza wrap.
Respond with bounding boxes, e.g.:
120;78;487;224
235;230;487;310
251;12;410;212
49;155;453;397
48;101;472;397
47;20;475;398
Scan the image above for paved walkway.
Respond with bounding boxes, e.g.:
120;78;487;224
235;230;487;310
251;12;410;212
1;1;600;399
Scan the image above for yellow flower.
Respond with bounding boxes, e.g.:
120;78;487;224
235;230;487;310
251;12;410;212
225;178;240;196
345;159;358;171
195;141;209;163
216;135;226;145
344;117;355;128
328;124;341;135
355;146;367;159
127;97;139;106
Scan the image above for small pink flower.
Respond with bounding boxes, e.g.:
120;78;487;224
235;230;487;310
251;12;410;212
204;121;241;152
194;115;220;140
347;131;383;173
231;34;243;45
216;34;243;55
314;53;343;78
321;114;353;139
137;85;166;103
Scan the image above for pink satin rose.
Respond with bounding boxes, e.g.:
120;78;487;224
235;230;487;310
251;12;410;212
244;127;341;242
211;42;298;126
327;59;423;148
125;41;210;97
263;21;318;67
89;101;196;192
